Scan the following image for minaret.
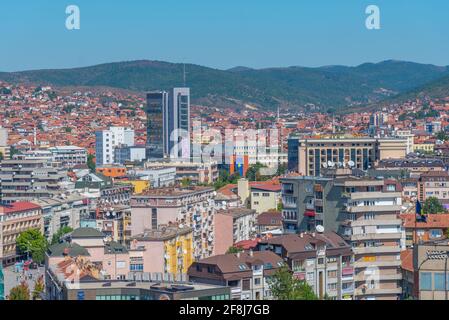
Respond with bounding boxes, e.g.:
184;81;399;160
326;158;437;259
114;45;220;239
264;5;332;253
33;126;37;146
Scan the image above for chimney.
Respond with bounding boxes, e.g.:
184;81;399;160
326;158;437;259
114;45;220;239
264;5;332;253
300;233;304;238
249;250;254;257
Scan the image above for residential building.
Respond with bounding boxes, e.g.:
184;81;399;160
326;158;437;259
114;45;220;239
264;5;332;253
418;171;449;203
395;130;415;154
400;213;449;247
32;194;88;241
129;224;193;279
0;159;69;203
255;211;283;234
144;160;218;185
0;202;43;265
114;145;146;164
257;232;355;300
188;250;284;300
129;166;176;188
131;187;218;260
47;146;87;168
214;208;257;255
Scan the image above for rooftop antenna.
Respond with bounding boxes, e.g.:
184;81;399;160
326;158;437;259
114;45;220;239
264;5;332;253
183;63;187;87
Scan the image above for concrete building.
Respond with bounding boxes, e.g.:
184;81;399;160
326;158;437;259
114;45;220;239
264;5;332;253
289;136;407;176
165;88;191;159
418;171;449;203
0;159;68;203
131;187;218;260
47;146;87;168
214;208;257;255
188;251;284;300
0;202;43;265
337;178;403;300
400;214;449;248
395;130;415;155
114;146;146;164
129;167;176;188
95;127;135;166
257;232;355;300
129;224;193;279
32;194;88;241
144;160;218;185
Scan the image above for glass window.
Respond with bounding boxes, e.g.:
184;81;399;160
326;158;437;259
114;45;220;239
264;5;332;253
420;272;432;291
434;273;446;291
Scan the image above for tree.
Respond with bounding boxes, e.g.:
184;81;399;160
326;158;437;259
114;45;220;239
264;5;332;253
32;276;45;300
423;197;446;214
87;154;96;172
181;177;192;187
51;226;73;245
9;282;30;300
226;246;243;254
16;229;48;264
268;265;318;300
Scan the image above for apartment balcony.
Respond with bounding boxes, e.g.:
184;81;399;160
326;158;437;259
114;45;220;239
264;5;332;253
346;205;402;213
350;219;402;227
348;192;402;200
354;287;402;296
354;260;402;268
350;232;402;241
352;246;401;255
354;273;402;282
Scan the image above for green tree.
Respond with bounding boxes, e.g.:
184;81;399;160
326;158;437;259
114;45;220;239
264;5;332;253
9;282;30;300
268;265;318;300
423;197;446;214
246;163;266;181
16;229;48;264
87;154;96;172
32;276;45;300
181;177;192;187
51;226;73;245
226;246;243;254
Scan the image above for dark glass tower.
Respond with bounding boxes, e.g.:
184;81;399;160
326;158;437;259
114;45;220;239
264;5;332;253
146;91;168;159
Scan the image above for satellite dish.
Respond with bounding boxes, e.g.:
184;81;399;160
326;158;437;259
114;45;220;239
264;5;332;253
338;162;343;168
322;163;328;168
348;161;355;168
316;225;324;233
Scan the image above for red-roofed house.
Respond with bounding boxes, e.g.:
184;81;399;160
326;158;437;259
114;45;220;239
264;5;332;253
0;202;43;265
400;213;449;247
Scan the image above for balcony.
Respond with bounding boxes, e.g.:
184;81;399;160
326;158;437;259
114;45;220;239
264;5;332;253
354;260;401;268
354;287;402;296
350;233;402;241
352;246;401;255
346;205;402;213
350;219;402;227
354;273;402;282
348;192;402;200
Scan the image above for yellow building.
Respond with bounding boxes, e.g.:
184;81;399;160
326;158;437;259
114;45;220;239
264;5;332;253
413;143;435;153
164;231;193;275
126;180;150;194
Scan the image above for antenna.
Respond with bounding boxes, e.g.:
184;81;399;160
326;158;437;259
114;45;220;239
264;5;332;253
183;63;186;87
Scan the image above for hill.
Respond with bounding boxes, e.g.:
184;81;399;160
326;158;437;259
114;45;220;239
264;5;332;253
0;60;448;111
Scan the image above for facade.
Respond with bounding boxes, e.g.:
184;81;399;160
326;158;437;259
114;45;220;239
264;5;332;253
129;224;193;278
255;211;283;234
376;158;444;176
131;187;218;260
417;171;449;203
32;194;87;241
114;146;146;164
0;202;43;265
400;213;449;247
188;251;284;300
395;130;415;154
130;167;176;188
214;208;257;255
337;178;403;300
146;91;168;160
291;136;407;176
0;159;68;203
47;146;87;167
165;88;191;159
144;160;219;185
257;232;355;300
95;127;135;166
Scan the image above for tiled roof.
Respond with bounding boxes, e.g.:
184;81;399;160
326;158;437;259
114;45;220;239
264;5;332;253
401;249;414;272
0;202;41;214
401;213;449;229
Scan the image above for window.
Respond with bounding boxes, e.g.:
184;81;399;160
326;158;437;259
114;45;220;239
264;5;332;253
327;283;337;291
151;208;157;229
196;265;202;272
327;270;337;278
242;279;251;291
420;272;432;291
364;213;375;220
318;258;324;265
254;278;261;286
434;273;446;291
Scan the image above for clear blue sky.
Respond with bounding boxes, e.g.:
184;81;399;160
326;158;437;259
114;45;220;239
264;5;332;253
0;0;448;71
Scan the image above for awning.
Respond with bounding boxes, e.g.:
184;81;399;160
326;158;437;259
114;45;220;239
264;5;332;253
304;210;316;217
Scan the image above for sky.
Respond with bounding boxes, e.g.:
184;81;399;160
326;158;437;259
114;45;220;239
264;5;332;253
0;0;448;71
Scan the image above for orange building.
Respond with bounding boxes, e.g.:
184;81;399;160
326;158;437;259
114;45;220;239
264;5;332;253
96;166;127;178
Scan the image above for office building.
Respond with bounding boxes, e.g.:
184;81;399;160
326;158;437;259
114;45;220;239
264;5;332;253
165;88;191;159
146;91;168;160
95;127;135;166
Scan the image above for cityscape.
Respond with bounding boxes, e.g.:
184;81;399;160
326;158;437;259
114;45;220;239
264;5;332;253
1;1;449;308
